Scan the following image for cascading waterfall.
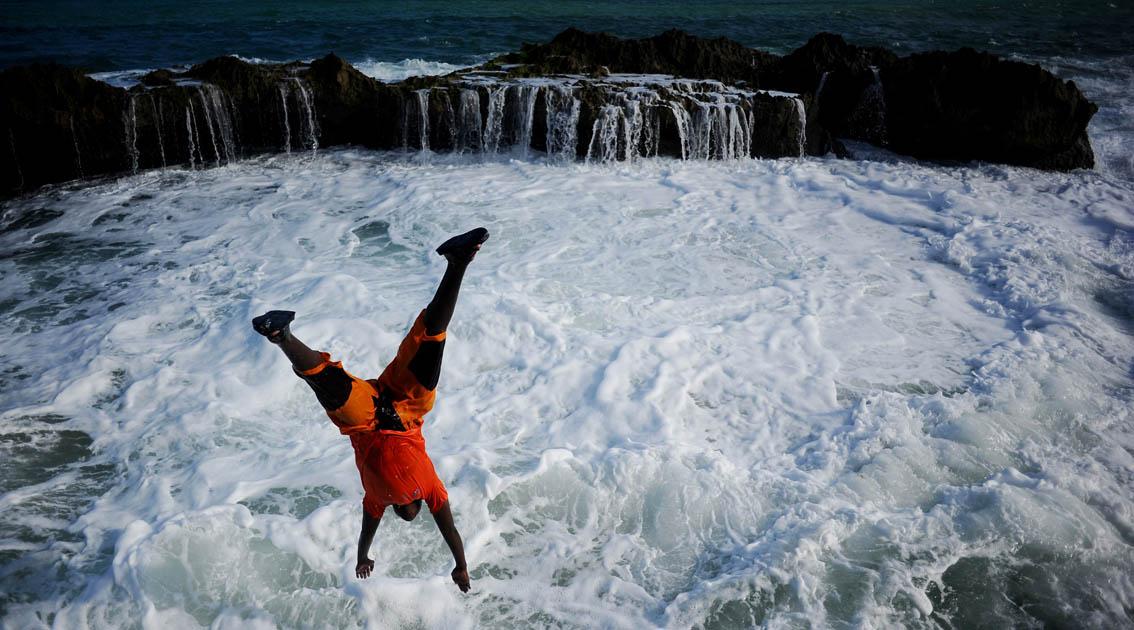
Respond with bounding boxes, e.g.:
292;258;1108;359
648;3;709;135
201;84;237;163
185;102;200;168
415;89;430;152
279;83;292;154
545;85;580;161
195;87;221;165
792;97;807;157
482;87;507;154
126;96;139;173
149;95;167;168
624;99;648;160
682;94;753;160
689;102;717;160
636;97;661;159
289;78;318;153
455;89;483;153
726;103;751;159
583;92;657;163
69;116;84;178
514;84;539;157
668;101;691;160
586;105;622;164
104;75;806;172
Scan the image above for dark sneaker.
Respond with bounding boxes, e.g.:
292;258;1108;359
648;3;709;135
252;310;295;343
436;227;489;261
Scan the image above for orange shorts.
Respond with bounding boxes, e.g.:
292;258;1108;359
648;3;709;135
294;310;446;434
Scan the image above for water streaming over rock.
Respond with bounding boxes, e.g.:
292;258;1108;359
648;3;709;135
586;105;622;163
584;92;659;163
126;96;139;173
58;73;808;187
545;84;581;161
668;101;692;160
665;86;752;160
194;87;222;165
415;89;430;152
288;78;319;154
185;102;199;168
455;89;483;153
149;95;167;168
201;84;238;163
512;84;539;157
792;97;807;157
482;87;507;154
278;84;292;154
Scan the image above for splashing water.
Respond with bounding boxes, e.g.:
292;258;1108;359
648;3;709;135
1;149;1131;628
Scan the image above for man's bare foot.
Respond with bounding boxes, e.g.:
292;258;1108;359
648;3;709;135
252;310;295;344
436;227;489;264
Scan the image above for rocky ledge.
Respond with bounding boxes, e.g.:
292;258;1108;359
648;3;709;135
0;29;1097;197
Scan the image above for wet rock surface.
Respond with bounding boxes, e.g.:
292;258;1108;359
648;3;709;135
881;48;1098;170
0;29;1098;197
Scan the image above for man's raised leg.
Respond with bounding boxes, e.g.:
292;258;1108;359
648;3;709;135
423;227;489;336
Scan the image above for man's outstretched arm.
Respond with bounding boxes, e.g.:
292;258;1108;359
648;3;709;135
356;509;381;578
432;501;470;592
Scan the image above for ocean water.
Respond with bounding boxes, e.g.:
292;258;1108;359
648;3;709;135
3;3;1134;629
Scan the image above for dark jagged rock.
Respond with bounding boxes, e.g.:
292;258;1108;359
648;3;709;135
750;92;808;159
881;48;1097;169
140;69;175;88
1;64;128;194
305;54;383;148
0;29;1100;198
773;33;897;146
771;33;897;97
501;28;779;86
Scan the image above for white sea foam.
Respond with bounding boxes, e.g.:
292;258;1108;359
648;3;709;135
354;58;468;82
1;152;1132;628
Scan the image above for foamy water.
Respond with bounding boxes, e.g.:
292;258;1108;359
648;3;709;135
1;150;1132;628
354;58;473;82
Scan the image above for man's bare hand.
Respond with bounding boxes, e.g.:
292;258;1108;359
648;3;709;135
356;558;375;579
451;565;470;592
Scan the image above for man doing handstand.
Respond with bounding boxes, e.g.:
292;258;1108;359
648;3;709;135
251;227;488;593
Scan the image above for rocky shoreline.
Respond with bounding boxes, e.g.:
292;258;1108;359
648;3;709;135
0;29;1098;198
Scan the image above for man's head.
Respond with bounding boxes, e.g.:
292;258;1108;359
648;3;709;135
393;499;423;522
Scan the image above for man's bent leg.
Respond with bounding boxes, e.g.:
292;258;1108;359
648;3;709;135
254;311;374;430
275;331;325;373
